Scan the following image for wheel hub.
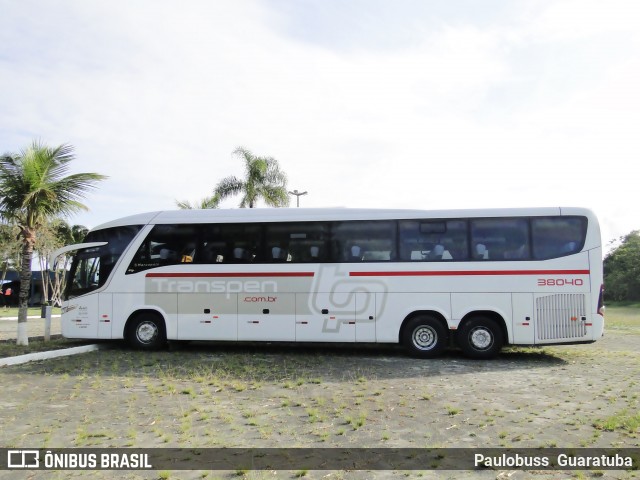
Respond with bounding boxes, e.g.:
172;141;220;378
137;322;158;344
413;326;437;350
470;328;492;350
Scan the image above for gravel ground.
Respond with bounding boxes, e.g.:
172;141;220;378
0;324;638;480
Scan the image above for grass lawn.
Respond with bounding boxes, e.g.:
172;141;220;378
604;302;640;333
0;306;61;318
0;337;93;358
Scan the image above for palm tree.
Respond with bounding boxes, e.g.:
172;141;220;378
0;141;107;345
214;147;289;208
175;193;221;209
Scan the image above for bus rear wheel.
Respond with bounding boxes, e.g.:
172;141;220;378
457;316;503;359
127;312;166;350
402;315;448;358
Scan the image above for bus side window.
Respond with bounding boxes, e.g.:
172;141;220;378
471;218;530;261
271;246;289;262
309;245;321;261
332;221;396;263
532;217;587;259
159;248;177;264
200;242;225;263
263;222;330;263
233;247;251;262
399;220;467;262
201;223;261;264
475;244;489;260
128;224;200;272
349;245;363;262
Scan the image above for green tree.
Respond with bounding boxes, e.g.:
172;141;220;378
214;147;289;208
54;221;89;246
0;223;21;305
35;219;88;307
0;141;107;345
34;220;62;306
175;193;221;209
604;230;640;302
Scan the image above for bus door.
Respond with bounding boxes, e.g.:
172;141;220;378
511;293;534;344
237;293;296;341
62;294;99;339
296;292;356;342
355;292;376;342
97;293;113;339
177;293;238;341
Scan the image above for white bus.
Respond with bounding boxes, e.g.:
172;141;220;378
52;207;605;359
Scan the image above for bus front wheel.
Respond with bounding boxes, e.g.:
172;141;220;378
402;315;448;358
127;312;166;350
457;316;503;359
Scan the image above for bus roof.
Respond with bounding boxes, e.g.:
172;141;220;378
91;207;597;231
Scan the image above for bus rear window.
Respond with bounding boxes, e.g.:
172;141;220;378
531;216;587;259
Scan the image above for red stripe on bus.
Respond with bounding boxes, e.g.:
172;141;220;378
146;272;315;278
349;269;590;277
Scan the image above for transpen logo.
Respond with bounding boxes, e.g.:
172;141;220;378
311;264;389;317
148;278;278;298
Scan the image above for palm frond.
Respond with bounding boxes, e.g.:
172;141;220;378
0;142;107;227
176;194;221;210
220;146;290;208
259;185;290;207
214;176;244;199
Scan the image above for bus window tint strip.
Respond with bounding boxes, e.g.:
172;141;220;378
124;216;589;273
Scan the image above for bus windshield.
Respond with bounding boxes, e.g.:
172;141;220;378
66;225;142;299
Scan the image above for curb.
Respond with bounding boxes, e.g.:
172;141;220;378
0;334;63;344
0;344;105;367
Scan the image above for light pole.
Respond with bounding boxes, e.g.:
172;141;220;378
288;189;308;207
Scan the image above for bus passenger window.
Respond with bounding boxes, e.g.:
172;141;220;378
128;224;200;272
232;247;251;262
309;245;321;261
201;224;261;264
349;245;363;262
159;248;176;263
503;231;528;259
200;242;225;263
475;244;489;260
531;217;587;259
399;220;467;261
332;221;396;263
271;246;289;262
471;218;530;261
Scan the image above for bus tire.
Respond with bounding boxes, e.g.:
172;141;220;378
457;316;503;359
127;312;166;350
402;315;448;358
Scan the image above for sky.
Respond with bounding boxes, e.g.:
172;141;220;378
1;0;638;249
